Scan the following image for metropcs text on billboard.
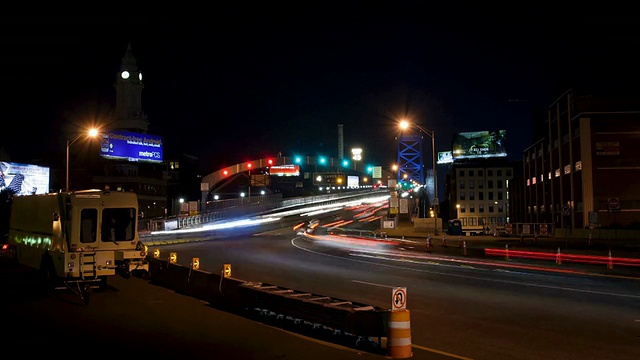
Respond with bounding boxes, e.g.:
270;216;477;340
99;130;163;163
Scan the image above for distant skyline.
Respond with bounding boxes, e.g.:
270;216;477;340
2;1;639;175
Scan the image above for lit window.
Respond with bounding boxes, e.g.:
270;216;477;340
527;179;530;186
532;177;536;184
575;161;582;171
555;169;561;177
564;165;571;175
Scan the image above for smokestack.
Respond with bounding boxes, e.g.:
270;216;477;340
338;124;344;159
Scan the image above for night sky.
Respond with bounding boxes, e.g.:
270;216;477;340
2;0;640;175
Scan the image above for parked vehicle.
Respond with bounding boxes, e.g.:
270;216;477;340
5;189;148;304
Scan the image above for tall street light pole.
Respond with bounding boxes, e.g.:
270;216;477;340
66;128;98;191
399;120;438;235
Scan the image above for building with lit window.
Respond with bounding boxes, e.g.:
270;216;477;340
522;89;640;234
449;158;513;234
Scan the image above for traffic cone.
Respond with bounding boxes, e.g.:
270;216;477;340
426;237;432;253
607;249;613;269
556;247;562;265
441;234;447;248
463;240;467;256
505;244;509;261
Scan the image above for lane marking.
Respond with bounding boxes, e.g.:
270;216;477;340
352;280;395;288
412;343;475;360
291;238;640;299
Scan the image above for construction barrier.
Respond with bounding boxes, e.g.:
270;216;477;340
387;309;412;358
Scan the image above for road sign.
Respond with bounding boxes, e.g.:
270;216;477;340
562;204;571;216
223;263;232;278
505;223;513;235
391;287;407;311
608;197;621;213
539;224;548;235
191;258;200;270
169;252;177;263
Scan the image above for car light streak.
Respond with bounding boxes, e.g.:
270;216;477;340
291;237;640;297
485;248;640;267
150;217;281;235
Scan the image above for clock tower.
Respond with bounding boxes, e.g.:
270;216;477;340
113;43;149;132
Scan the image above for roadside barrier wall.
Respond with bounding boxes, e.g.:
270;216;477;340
146;257;388;337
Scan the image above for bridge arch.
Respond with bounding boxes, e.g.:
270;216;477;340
200;156;373;201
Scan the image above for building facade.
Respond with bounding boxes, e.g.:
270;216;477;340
448;159;513;234
522;90;640;232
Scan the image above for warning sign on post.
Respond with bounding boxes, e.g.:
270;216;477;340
392;287;407;311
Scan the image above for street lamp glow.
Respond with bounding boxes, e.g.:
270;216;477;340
66;128;99;191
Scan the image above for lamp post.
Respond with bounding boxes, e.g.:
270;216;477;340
456;204;460;219
66;128;98;191
399;120;438;235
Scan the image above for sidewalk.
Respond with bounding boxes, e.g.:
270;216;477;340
375;219;640;278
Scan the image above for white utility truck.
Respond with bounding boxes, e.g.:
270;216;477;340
6;189;148;304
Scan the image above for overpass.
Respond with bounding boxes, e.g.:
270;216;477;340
200;155;388;202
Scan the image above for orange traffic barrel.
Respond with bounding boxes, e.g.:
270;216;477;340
387;309;412;358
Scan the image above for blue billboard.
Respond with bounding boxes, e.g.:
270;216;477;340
99;130;163;163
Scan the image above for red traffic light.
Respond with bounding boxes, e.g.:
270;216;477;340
267;158;274;165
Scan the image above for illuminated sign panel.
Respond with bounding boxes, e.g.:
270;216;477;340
312;172;345;186
99;130;163;163
0;161;50;195
347;175;359;188
452;130;507;159
269;164;300;176
437;151;453;164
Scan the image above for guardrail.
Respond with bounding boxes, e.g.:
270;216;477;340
145;256;392;345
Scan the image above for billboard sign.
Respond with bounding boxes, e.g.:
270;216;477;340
437;151;453;164
0;161;50;195
99;130;163;163
347;175;359;188
452;130;507;159
269;164;300;176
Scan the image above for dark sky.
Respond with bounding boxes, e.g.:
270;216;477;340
2;0;640;174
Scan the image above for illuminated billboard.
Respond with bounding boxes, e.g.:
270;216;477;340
269;164;300;176
0;161;50;195
99;130;163;163
437;151;453;164
452;130;507;159
347;175;359;188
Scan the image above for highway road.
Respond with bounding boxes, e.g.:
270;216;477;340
3;197;639;359
147;201;640;360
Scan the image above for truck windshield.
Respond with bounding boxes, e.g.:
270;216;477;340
101;208;136;243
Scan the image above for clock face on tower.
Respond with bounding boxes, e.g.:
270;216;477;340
121;70;130;79
139;72;142;81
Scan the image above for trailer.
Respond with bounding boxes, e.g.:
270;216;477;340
6;189;149;304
